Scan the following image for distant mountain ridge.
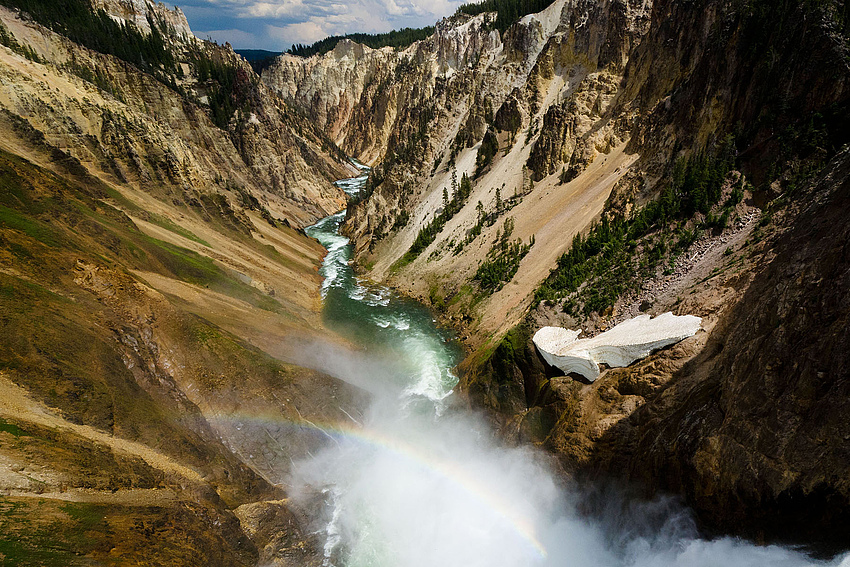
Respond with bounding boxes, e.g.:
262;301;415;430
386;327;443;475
234;49;282;73
235;49;282;60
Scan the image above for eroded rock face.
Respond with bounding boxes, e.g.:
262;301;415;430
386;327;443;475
91;0;193;39
234;500;322;567
469;148;850;546
455;1;849;546
264;14;503;162
533;312;701;380
0;127;354;566
614;0;850;186
0;5;348;228
0;8;361;563
264;0;652;256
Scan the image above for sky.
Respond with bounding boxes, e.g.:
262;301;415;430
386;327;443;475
178;0;470;52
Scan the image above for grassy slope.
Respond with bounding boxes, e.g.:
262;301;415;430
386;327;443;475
0;147;340;565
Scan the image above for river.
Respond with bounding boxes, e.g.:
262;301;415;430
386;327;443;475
298;167;849;567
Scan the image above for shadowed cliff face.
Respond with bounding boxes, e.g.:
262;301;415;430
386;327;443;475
617;0;850;182
589;148;850;549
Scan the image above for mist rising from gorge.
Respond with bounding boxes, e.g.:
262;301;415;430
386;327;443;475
283;341;850;567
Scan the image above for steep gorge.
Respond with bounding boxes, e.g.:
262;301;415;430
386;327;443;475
271;0;850;551
265;0;654;345
0;0;848;561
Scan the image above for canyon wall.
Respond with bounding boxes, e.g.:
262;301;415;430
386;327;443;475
462;0;850;548
0;2;351;228
0;2;364;564
265;0;653;345
91;0;194;38
0;0;847;558
590;148;850;548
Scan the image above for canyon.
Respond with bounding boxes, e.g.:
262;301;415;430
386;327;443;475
265;0;850;552
0;0;847;564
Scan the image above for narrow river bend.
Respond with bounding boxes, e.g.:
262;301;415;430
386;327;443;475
296;167;850;567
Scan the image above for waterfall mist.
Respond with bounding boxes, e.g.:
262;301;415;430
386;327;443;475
284;351;850;567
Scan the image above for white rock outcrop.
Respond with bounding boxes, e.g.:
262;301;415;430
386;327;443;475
92;0;193;39
533;312;702;381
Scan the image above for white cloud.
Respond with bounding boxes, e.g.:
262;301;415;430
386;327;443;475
244;1;307;18
227;0;464;24
182;0;469;50
267;20;329;44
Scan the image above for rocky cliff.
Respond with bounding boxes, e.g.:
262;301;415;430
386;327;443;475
1;0;848;559
458;0;850;550
590;148;850;548
265;0;653;346
0;2;351;229
616;0;850;185
265;15;502;162
91;0;194;39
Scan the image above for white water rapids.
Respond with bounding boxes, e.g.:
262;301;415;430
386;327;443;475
293;164;849;567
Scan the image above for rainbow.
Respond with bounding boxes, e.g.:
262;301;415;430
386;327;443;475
210;411;549;559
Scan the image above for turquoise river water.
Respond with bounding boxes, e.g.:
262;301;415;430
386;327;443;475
305;166;461;406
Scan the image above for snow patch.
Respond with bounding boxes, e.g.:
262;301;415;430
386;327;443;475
533;312;702;381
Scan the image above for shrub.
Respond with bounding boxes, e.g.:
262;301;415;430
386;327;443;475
400;172;473;263
287;27;434;58
473;217;532;294
0;0;177;80
457;0;559;32
475;128;499;177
